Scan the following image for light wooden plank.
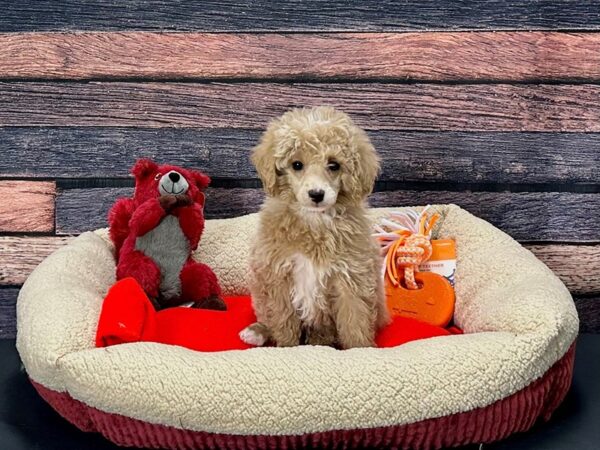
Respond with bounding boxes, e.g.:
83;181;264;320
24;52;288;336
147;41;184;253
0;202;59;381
1;236;597;295
0;236;72;285
2;82;600;131
2;1;600;32
0;181;55;233
525;245;600;295
3;32;600;81
1;128;599;185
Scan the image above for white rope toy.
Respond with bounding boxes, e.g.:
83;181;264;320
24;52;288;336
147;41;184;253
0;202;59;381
373;206;439;290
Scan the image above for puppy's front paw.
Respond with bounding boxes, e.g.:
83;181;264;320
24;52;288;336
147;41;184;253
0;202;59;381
240;322;270;346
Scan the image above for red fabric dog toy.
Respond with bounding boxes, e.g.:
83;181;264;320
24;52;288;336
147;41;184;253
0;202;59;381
109;159;222;310
96;278;457;352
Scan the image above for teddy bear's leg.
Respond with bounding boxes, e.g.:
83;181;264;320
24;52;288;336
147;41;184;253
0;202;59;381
116;250;161;301
180;259;225;310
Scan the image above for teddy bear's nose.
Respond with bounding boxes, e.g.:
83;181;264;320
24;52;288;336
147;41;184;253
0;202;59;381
168;172;181;183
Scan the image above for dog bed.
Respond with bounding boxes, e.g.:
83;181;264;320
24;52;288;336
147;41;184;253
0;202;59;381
16;205;578;449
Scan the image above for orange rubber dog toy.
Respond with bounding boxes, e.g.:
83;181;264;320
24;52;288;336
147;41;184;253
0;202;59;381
374;207;456;327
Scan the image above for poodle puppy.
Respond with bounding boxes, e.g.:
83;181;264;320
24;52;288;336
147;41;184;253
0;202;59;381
240;106;389;349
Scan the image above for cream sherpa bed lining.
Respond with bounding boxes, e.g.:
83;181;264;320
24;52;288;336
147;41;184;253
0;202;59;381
16;205;578;436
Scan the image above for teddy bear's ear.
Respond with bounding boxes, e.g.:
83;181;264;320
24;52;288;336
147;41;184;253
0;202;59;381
191;171;211;190
131;159;159;178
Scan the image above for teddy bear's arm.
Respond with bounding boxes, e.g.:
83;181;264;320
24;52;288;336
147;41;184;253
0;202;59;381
175;203;204;250
129;197;168;237
108;197;135;255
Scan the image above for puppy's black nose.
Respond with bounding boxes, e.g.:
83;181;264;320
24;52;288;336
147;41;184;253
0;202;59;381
168;172;180;183
308;189;325;204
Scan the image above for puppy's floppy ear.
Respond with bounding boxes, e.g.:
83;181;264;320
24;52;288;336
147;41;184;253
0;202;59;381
252;122;280;196
347;127;380;200
131;158;158;178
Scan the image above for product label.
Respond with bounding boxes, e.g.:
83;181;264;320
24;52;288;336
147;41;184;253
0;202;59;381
419;259;456;287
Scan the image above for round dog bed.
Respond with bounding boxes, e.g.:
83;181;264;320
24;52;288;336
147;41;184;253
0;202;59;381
17;205;578;449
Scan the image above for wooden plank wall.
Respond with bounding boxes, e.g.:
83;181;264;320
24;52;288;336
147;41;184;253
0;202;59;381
0;1;599;338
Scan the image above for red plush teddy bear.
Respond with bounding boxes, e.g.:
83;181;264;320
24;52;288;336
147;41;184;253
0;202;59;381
108;159;223;310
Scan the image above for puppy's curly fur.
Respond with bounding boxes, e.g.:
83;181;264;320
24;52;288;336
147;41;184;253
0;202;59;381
241;106;389;349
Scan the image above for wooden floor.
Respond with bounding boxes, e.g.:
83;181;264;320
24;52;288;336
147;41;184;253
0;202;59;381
0;1;599;338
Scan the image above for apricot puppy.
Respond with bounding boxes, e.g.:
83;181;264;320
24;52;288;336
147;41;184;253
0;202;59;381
240;106;389;349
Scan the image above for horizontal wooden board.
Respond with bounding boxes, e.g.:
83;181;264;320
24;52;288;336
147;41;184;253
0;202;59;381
0;181;55;233
1;128;599;185
526;245;600;295
369;190;600;242
2;236;597;296
0;288;18;339
0;236;72;285
55;187;600;242
3;32;600;82
576;297;600;333
1;1;600;32
56;187;266;234
0;290;597;339
2;83;600;131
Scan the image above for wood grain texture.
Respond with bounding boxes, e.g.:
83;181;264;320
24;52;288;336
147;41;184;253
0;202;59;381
1;235;596;295
1;128;599;185
55;187;600;241
1;1;600;32
526;245;600;295
0;288;17;339
2;82;600;131
0;236;72;285
3;32;600;82
576;297;600;333
0;181;55;233
369;190;600;242
55;187;265;234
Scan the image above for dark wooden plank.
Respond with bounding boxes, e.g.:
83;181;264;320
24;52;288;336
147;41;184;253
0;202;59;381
1;1;600;32
2;82;600;131
369;190;600;242
576;297;600;333
0;288;18;339
56;187;600;242
55;187;265;234
3;32;600;82
2;128;599;185
0;181;55;233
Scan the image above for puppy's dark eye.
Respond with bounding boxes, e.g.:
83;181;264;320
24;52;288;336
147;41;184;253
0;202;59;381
154;173;162;180
291;161;304;171
327;161;341;172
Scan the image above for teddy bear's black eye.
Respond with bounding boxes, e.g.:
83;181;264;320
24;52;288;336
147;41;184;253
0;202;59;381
291;161;304;171
154;173;162;181
327;161;341;172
